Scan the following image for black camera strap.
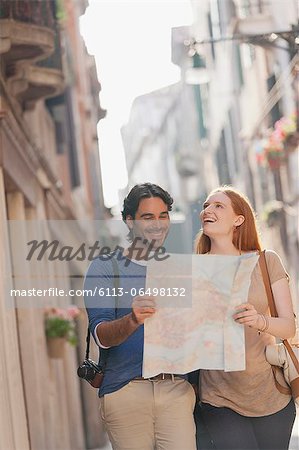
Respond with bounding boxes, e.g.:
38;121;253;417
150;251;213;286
85;255;120;362
85;328;91;361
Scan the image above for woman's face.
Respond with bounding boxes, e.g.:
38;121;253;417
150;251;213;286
200;192;244;238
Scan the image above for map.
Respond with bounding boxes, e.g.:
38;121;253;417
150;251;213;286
142;253;259;377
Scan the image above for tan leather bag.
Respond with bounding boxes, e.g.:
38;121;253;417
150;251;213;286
259;250;299;406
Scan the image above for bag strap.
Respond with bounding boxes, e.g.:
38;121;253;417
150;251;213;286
271;366;292;395
259;250;278;317
259;250;299;386
85;255;120;361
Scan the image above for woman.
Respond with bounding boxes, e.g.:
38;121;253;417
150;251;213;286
195;186;296;450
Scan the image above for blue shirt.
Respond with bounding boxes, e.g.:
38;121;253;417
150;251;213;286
84;252;146;396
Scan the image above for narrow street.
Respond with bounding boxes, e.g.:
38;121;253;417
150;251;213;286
0;1;298;448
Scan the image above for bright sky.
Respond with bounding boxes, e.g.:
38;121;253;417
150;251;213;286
80;0;192;208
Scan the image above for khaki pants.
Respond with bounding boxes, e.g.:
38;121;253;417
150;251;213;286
100;378;196;450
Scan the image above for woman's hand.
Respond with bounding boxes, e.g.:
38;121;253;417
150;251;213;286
233;303;264;330
234;279;296;339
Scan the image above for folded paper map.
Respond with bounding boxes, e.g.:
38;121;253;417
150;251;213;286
143;253;259;377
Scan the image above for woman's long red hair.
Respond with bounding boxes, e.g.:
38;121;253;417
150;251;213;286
195;186;262;254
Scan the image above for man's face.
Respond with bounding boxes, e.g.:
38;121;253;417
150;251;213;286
126;197;170;249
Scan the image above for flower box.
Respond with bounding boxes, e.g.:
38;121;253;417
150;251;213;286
256;112;298;170
44;306;80;358
47;337;66;359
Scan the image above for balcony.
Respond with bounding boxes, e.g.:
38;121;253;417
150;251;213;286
7;63;64;109
0;0;56;63
0;1;64;108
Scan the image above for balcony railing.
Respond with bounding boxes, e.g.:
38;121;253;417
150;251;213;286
0;0;55;29
37;27;63;71
1;1;64;105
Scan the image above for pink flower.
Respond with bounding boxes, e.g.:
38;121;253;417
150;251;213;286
44;306;79;346
67;306;80;319
44;306;80;321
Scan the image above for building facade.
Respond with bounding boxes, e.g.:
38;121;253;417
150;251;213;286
190;0;298;294
122;0;298;293
0;0;108;448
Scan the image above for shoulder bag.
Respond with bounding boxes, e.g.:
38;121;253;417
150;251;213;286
259;250;299;406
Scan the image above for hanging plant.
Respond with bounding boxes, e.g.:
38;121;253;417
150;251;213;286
256;112;298;170
274;112;299;154
45;305;80;346
263;135;286;170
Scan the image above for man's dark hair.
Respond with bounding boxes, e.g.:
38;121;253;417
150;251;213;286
122;183;173;221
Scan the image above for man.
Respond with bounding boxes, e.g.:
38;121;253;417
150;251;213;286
84;183;196;450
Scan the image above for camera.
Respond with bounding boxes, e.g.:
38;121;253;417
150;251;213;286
77;359;104;388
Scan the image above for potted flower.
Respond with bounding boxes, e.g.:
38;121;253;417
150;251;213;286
45;305;80;358
263;133;286;170
256;113;298;171
275;113;299;154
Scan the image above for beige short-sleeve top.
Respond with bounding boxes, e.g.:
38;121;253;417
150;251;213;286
200;250;291;417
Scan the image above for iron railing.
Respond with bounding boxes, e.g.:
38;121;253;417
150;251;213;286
0;0;56;29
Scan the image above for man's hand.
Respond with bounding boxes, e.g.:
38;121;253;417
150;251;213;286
132;296;156;325
96;296;156;347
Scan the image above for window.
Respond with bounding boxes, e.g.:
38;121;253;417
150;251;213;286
241;43;256;68
210;0;221;39
267;74;281;127
235;0;251;18
226;109;239;174
234;43;244;89
65;88;81;188
207;12;216;60
216;130;231;185
193;85;208;139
